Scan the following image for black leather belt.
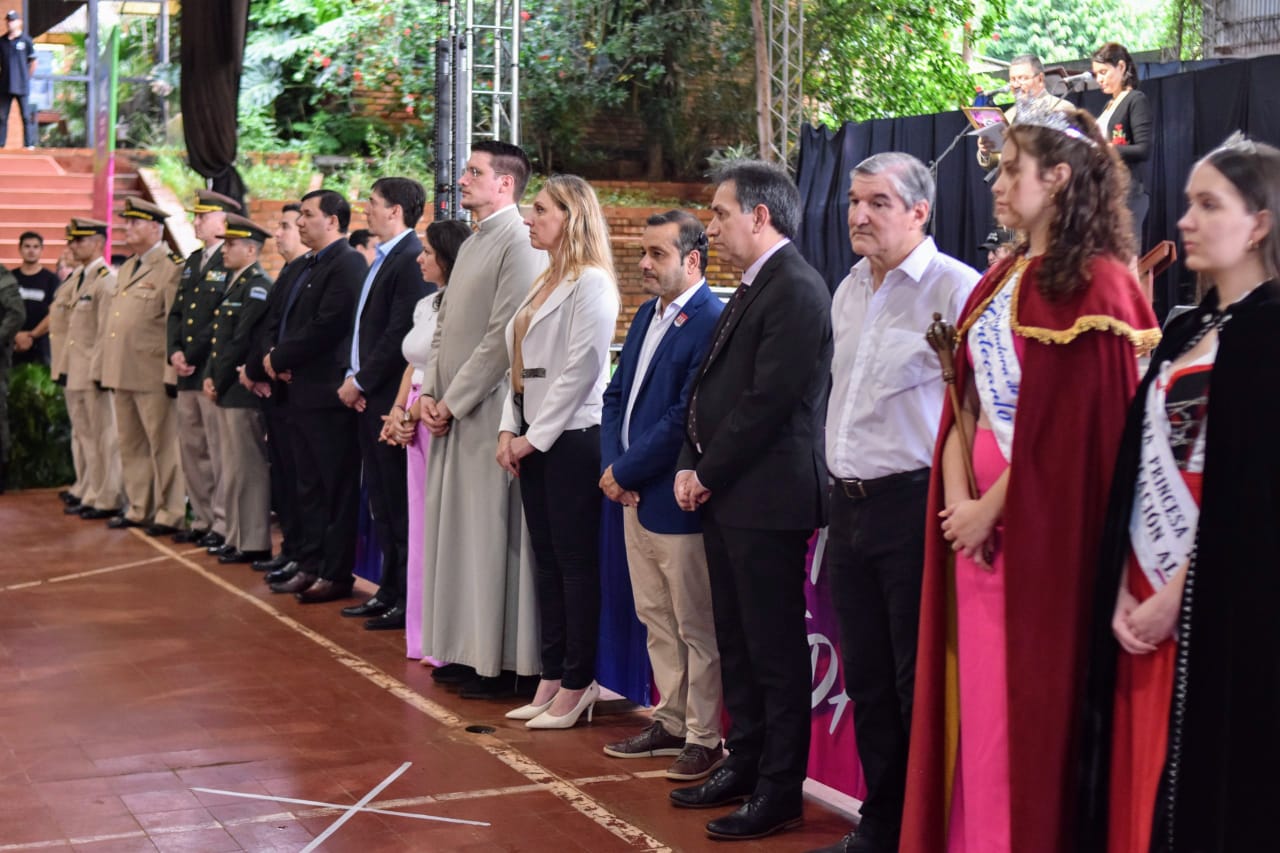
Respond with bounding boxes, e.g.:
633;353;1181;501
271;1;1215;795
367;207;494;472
833;467;929;500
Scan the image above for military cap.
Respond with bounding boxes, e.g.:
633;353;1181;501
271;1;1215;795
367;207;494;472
66;217;108;238
122;196;170;222
979;227;1017;250
189;189;242;214
219;213;271;244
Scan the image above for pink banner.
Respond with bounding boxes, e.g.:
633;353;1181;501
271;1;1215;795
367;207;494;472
805;529;866;800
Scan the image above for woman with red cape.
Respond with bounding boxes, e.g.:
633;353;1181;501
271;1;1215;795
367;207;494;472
900;104;1159;853
1077;136;1280;853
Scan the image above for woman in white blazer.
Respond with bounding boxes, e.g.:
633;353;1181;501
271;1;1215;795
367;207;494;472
496;174;620;729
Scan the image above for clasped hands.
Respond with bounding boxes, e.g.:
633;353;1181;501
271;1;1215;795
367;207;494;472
939;495;999;569
495;430;535;476
1112;569;1184;655
599;465;640;508
337;376;366;412
673;469;710;512
379;399;418;447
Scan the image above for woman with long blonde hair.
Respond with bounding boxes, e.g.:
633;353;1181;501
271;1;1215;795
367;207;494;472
496;174;620;729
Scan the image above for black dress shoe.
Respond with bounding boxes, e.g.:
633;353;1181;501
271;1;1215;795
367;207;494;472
171;528;208;544
341;597;391;618
252;553;292;572
264;562;299;585
58;490;79;506
705;792;802;840
670;765;757;809
145;523;180;537
430;663;477;684
296;578;354;604
218;548;271;565
198;531;225;549
458;672;537;700
64;503;86;515
208;543;235;558
269;571;316;594
106;515;139;529
364;605;406;630
77;506;119;520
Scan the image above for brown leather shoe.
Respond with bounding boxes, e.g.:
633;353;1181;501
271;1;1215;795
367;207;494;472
269;571;317;594
603;720;685;759
666;743;725;781
296;578;354;604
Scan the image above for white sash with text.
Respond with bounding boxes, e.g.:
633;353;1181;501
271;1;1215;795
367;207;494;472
1128;369;1199;591
968;276;1021;463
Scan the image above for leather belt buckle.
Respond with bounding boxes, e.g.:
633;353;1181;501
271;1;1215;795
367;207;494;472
840;478;867;500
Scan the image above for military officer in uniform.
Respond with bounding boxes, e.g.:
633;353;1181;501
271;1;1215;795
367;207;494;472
60;218;123;519
167;189;241;548
99;197;186;536
46;247;87;508
201;214;274;564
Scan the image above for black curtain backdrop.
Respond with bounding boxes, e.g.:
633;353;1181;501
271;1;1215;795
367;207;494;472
179;0;249;206
795;54;1280;320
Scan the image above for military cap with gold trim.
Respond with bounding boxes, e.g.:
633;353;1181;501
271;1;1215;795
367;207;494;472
188;189;242;214
66;217;108;238
121;196;170;222
219;213;270;244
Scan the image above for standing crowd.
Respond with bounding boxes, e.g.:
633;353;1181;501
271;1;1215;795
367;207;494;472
2;91;1277;853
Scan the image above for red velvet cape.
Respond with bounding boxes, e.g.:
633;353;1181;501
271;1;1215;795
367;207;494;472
900;254;1159;853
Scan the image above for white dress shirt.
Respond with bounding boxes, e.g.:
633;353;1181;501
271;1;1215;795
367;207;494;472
621;280;704;450
826;236;979;480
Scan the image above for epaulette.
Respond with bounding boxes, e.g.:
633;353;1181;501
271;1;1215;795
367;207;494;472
97;267;108;277
169;252;185;265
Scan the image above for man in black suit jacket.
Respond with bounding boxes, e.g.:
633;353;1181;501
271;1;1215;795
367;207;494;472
336;177;433;630
670;161;833;841
259;189;368;603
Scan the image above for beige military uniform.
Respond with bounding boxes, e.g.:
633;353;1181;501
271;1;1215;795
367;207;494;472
62;258;123;511
48;273;87;499
99;243;186;527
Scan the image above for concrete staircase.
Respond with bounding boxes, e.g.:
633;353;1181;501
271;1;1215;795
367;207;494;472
0;150;145;269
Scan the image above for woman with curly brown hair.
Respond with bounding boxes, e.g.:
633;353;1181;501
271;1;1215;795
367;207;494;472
899;104;1160;853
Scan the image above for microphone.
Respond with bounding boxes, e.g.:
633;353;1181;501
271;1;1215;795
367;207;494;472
1061;71;1094;87
982;83;1011;96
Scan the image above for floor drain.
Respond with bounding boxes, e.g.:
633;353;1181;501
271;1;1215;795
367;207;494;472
465;725;496;734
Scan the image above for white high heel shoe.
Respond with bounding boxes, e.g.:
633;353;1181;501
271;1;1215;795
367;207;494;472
526;681;601;729
505;698;554;720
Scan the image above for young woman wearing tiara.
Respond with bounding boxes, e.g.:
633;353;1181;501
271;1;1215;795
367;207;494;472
900;102;1160;853
1078;134;1280;853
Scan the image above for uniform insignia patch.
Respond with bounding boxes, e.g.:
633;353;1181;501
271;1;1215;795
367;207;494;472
169;252;185;264
249;286;268;301
208;271;228;282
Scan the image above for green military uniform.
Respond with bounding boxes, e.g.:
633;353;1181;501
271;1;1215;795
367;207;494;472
0;264;24;489
204;214;274;556
61;224;123;513
166;189;241;542
100;197;185;530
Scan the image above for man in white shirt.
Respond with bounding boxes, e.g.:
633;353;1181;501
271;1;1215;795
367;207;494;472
808;152;979;853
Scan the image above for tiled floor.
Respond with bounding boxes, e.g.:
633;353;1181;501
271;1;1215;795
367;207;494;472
0;489;857;851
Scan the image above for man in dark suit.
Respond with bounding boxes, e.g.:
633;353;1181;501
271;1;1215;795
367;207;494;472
670;161;833;841
600;210;726;781
337;177;432;630
260;189;367;603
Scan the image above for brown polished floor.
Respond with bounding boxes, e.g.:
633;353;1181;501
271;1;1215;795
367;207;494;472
0;490;856;852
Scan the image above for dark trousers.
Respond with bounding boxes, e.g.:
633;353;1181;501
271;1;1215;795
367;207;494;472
702;517;811;800
0;93;33;147
518;425;601;690
285;405;359;582
264;403;299;558
356;402;408;606
827;475;929;843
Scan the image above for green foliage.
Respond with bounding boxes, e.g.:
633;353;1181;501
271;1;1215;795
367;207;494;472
520;0;754;176
989;0;1165;63
5;363;74;489
1160;0;1202;59
806;0;1008;125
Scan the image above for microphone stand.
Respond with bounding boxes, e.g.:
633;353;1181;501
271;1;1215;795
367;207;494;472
928;122;973;237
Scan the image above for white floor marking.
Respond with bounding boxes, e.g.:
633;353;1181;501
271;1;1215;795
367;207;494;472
191;778;491;826
1;547;207;592
299;761;411;852
134;533;672;851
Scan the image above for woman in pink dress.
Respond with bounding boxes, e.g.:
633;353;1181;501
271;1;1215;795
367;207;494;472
381;220;471;659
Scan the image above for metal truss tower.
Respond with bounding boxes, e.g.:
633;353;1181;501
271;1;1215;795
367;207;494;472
434;0;522;219
765;0;803;166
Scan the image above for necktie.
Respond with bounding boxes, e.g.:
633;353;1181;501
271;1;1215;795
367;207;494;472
688;282;749;452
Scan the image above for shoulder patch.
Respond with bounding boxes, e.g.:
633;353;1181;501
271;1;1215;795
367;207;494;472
170;252;185;265
249;286;269;301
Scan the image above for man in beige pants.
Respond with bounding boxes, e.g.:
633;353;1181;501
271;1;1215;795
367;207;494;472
99;197;185;536
598;210;726;781
60;218;122;519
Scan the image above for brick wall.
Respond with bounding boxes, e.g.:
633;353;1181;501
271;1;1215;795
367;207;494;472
243;196;739;343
